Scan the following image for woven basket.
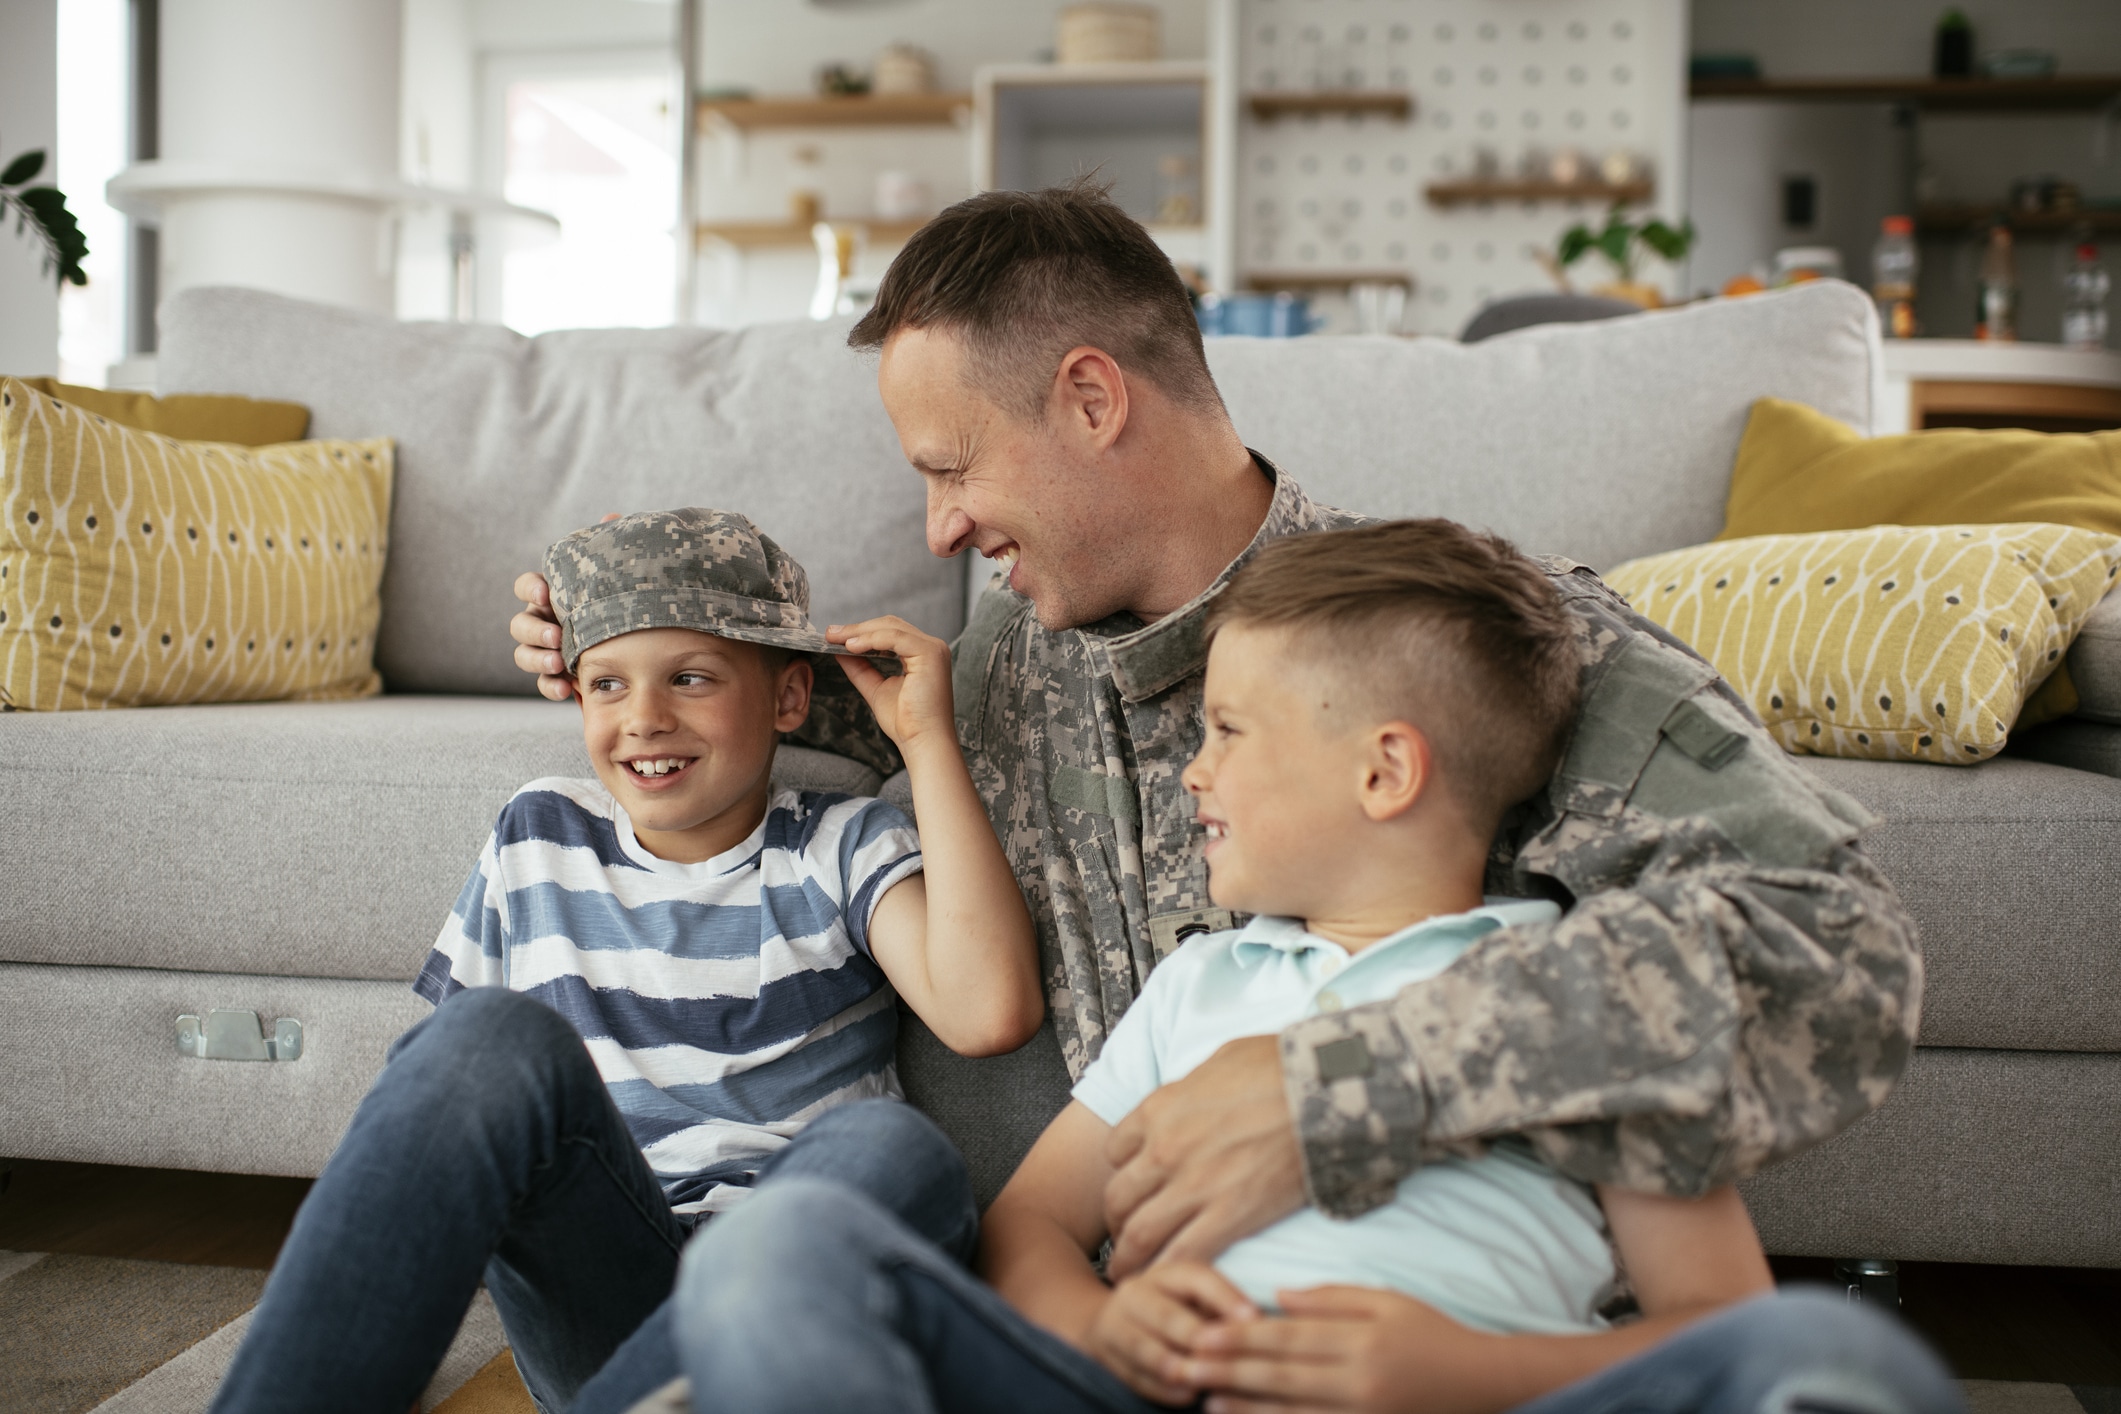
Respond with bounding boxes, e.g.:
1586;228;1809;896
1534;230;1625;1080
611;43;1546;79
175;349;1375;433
1057;4;1161;64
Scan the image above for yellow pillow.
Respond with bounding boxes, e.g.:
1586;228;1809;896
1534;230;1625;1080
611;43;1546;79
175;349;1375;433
16;376;310;446
0;377;392;711
1720;397;2121;541
1605;524;2121;764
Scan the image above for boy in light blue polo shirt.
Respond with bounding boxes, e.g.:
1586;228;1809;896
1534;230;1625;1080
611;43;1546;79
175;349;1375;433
670;519;1961;1414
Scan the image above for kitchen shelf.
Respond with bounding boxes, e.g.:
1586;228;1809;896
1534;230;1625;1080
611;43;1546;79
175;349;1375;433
1425;179;1653;208
694;217;931;250
1916;204;2121;235
1242;270;1415;292
1688;75;2121;111
1247;91;1414;122
695;93;971;131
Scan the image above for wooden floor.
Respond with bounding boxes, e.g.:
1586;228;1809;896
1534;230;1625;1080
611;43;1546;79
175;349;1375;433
4;1158;2119;1389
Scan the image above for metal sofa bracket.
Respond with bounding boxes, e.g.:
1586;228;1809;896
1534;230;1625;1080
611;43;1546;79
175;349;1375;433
176;1010;305;1061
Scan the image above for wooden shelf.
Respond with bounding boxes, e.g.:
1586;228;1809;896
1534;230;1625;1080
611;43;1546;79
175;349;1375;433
695;93;970;131
1242;270;1415;292
1917;204;2121;235
1248;91;1414;122
1688;75;2121;111
1425;179;1653;208
695;217;931;250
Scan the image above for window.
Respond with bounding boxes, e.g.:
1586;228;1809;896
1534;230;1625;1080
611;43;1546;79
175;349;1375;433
484;52;679;335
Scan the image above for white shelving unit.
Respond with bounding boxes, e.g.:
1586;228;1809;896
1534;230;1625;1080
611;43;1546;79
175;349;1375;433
973;60;1224;288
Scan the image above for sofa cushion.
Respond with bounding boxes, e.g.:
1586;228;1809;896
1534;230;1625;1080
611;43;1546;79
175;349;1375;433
155;290;960;696
0;698;881;981
1206;280;1880;571
1794;754;2121;1052
18;376;310;444
1;378;394;710
1719;395;2121;542
1602;523;2121;763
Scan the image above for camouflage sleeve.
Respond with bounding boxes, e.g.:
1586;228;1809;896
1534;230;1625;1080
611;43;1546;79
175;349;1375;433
1283;839;1921;1216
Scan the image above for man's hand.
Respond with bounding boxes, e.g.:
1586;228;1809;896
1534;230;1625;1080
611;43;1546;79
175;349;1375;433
512;515;622;702
510;571;574;700
1084;1261;1257;1406
826;617;953;752
1103;1034;1307;1279
1183;1287;1491;1414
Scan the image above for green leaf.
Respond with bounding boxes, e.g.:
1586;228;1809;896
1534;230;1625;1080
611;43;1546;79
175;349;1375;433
1593;222;1632;268
1638;218;1696;262
7;184;90;288
1;149;44;188
1557;224;1594;265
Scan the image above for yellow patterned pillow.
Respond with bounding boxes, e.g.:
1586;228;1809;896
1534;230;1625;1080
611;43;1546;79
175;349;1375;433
1605;524;2121;763
0;377;392;711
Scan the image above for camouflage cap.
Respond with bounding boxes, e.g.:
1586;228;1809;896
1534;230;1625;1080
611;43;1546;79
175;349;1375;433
544;508;833;672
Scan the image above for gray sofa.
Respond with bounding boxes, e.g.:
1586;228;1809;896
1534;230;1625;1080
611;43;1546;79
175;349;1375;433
5;280;2118;1269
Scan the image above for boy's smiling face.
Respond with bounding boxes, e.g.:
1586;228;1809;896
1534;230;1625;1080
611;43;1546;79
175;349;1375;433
1181;622;1374;923
574;627;812;863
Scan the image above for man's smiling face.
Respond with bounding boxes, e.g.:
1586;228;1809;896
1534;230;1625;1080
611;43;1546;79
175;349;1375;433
574;627;811;863
877;325;1133;633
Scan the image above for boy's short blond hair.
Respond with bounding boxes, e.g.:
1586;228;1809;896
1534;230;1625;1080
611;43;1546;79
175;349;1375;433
1207;519;1582;827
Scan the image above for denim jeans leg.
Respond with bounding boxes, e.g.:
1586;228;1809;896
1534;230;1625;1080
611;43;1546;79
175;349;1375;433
570;1099;982;1414
1511;1288;1966;1414
210;989;684;1414
672;1176;1160;1414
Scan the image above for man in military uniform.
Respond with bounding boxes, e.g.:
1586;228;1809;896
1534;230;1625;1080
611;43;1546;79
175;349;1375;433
510;183;1922;1398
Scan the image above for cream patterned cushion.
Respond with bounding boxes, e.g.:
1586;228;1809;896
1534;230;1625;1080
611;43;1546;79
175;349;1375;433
1604;523;2121;763
0;377;392;711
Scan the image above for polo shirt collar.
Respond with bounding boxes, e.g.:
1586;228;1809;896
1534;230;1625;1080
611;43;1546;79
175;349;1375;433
1101;454;1330;704
1232;899;1564;961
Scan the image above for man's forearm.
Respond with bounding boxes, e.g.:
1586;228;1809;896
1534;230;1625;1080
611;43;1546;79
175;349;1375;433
1281;843;1921;1214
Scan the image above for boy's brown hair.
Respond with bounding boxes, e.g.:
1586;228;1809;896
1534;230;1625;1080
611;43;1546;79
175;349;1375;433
1207;519;1582;827
848;177;1222;421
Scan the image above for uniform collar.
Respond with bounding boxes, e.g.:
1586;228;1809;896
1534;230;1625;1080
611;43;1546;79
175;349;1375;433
1100;454;1332;704
1232;899;1564;961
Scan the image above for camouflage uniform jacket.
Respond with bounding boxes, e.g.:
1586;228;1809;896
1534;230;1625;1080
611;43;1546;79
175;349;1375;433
794;458;1923;1219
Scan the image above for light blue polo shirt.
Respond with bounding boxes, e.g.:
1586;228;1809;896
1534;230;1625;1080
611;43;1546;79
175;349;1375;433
1072;901;1618;1334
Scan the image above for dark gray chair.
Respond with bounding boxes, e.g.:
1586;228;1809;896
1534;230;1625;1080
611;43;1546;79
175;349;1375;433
1459;293;1641;343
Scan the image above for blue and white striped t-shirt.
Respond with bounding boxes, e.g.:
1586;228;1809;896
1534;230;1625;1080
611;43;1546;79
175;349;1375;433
413;778;924;1215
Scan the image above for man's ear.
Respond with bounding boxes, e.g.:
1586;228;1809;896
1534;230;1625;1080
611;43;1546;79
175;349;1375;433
1048;345;1130;453
1358;720;1433;823
775;655;815;733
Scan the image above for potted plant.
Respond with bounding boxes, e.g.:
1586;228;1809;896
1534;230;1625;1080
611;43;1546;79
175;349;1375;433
2;144;88;289
1541;204;1693;308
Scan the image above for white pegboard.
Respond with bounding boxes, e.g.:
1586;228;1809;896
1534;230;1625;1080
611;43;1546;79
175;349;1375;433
1235;0;1687;336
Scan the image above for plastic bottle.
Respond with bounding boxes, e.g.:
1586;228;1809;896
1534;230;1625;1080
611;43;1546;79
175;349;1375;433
2062;242;2111;351
1873;215;1919;339
1975;225;2017;342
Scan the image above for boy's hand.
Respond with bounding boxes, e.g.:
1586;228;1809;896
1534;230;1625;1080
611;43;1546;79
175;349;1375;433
1183;1287;1489;1414
1086;1261;1257;1406
827;617;955;751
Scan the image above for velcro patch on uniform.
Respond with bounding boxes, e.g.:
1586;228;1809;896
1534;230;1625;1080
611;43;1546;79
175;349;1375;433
1314;1036;1374;1083
1048;764;1141;825
1659;698;1748;771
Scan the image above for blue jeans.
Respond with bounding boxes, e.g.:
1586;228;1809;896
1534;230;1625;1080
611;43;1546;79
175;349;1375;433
211;987;975;1414
673;1178;1967;1414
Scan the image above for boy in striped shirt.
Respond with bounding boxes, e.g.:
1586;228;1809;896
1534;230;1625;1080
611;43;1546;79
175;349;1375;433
213;509;1040;1414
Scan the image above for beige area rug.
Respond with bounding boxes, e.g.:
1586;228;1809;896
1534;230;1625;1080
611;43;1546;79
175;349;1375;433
0;1250;530;1414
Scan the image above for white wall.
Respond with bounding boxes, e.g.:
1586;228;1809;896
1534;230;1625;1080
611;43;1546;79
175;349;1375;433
1;0;61;376
1687;0;2121;340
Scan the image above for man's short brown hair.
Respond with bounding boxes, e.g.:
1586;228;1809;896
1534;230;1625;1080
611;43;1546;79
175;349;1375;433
849;178;1222;420
1207;520;1583;828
